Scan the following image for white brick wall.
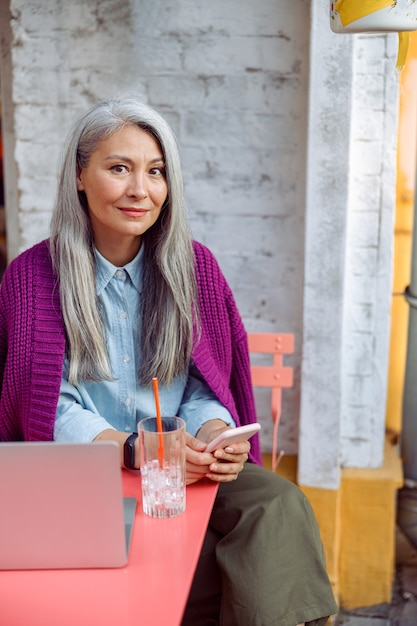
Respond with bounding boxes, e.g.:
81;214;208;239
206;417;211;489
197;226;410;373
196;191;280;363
340;32;398;469
0;0;400;487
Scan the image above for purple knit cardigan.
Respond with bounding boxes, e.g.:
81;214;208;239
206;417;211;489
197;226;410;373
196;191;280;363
0;240;261;464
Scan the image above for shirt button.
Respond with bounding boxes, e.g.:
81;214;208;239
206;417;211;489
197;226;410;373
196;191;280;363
123;354;131;364
124;425;131;432
119;311;127;319
115;270;125;280
124;398;131;407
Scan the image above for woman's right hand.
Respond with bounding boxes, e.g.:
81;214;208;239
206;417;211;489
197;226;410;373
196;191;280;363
185;432;216;485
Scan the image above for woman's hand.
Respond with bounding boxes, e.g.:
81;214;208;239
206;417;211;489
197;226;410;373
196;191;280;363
185;420;249;485
185;432;213;485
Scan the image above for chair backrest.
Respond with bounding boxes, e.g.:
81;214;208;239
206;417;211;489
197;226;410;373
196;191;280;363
247;333;294;471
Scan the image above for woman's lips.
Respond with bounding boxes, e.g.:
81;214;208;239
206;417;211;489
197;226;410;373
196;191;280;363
118;207;148;217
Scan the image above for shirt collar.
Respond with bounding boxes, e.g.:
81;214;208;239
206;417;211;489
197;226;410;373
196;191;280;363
94;244;144;295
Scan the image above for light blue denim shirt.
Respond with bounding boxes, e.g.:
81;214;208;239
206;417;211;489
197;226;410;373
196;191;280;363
54;245;235;443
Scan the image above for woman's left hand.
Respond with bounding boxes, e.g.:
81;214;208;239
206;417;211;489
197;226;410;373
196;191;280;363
205;440;249;482
187;419;249;484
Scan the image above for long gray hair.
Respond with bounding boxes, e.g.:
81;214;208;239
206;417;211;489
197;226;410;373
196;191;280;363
50;98;198;386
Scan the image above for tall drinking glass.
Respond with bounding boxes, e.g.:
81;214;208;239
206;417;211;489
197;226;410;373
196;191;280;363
138;416;186;518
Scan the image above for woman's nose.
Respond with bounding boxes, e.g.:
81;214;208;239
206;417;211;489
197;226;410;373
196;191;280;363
127;172;147;199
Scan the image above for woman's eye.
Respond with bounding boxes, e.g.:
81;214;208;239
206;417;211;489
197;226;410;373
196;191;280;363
150;166;165;177
111;164;129;174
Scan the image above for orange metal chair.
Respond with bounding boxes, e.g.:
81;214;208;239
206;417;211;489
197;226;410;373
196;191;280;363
247;333;294;471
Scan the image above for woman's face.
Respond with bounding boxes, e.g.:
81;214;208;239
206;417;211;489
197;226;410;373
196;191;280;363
77;125;168;264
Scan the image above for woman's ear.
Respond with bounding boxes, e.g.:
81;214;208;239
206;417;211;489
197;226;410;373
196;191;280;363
76;174;84;192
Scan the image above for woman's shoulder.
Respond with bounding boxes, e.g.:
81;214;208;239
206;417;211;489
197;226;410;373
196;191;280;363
7;240;52;273
192;240;222;273
2;240;54;295
192;240;235;300
192;239;213;258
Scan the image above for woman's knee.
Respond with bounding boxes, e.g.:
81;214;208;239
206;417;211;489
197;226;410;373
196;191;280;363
214;462;310;525
231;462;307;507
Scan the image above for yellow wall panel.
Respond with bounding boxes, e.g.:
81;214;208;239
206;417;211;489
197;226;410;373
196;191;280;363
386;33;417;433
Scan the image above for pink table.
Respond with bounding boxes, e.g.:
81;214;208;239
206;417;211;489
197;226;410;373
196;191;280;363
0;470;218;626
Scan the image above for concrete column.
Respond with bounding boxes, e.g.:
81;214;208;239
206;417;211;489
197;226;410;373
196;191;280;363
298;0;353;489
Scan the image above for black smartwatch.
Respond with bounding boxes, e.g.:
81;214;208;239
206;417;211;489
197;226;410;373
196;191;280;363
123;432;138;469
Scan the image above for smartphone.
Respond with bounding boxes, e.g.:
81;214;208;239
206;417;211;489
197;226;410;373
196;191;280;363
205;423;261;453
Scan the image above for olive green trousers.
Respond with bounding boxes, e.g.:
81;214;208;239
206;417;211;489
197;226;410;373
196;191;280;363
181;463;338;626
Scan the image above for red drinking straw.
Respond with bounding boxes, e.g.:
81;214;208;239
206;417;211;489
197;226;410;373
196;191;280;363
152;378;165;466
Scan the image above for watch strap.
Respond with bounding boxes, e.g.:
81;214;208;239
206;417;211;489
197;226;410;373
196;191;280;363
123;432;138;469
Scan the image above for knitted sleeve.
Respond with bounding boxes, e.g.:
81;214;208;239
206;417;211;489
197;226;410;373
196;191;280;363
0;256;26;440
0;241;66;442
0;269;10;440
192;242;261;465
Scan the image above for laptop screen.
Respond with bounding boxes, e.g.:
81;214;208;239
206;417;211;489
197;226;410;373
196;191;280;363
0;441;136;570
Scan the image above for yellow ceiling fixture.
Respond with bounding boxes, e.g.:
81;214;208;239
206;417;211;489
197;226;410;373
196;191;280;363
330;0;417;71
333;0;395;27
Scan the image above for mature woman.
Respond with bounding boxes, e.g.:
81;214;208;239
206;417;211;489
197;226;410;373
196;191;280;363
0;98;337;626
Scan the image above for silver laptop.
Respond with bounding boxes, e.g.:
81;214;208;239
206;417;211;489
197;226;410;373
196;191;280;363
0;441;136;570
